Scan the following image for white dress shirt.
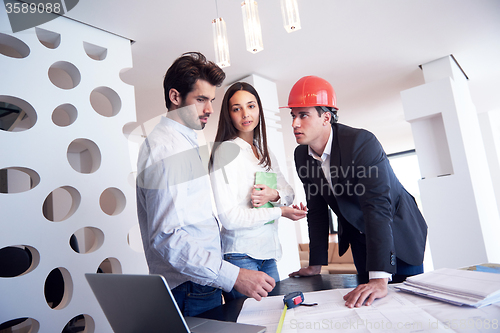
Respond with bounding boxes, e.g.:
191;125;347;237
210;137;294;260
308;128;391;281
136;116;239;291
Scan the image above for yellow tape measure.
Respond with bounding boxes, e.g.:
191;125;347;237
275;291;318;332
276;292;305;333
276;303;287;333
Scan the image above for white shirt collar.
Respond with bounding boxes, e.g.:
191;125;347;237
308;128;333;162
233;136;261;151
162;116;198;145
233;136;251;149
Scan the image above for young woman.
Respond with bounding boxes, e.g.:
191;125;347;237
209;82;307;301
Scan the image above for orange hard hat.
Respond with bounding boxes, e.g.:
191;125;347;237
282;75;338;110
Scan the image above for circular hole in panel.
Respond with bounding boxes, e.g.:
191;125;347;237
99;187;126;216
83;41;107;61
52;103;77;127
71;227;105;254
90;86;121;117
42;186;81;222
127;171;136;188
62;314;95;333
48;61;81;89
0;95;37;131
122;121;145;143
69;234;80;253
119;67;134;85
0;167;40;194
44;267;73;309
97;257;122;274
24;245;40;275
0;245;39;277
35;27;61;49
0;33;30;58
0;318;39;332
127;224;144;253
67;139;101;174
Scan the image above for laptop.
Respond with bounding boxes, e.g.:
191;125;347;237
85;273;266;333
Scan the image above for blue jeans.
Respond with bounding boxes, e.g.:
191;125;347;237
223;253;279;302
171;281;222;317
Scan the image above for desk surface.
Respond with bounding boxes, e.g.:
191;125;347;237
198;274;360;322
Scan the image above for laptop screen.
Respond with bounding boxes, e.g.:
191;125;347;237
85;273;190;333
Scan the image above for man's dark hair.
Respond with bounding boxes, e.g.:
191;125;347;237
315;106;338;124
163;52;226;109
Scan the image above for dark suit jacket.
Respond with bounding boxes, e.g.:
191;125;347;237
294;123;427;274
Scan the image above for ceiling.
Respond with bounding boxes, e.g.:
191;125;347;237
65;0;500;154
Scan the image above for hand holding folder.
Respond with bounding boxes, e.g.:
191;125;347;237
253;172;307;223
253;171;277;224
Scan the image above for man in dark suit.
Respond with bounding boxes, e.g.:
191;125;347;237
286;76;427;308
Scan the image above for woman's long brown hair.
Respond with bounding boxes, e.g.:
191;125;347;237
209;82;271;171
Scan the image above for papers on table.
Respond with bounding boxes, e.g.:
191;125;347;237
237;287;500;333
238;288;449;332
395;268;500;308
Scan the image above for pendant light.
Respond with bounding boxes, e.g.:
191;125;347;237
241;0;263;54
212;18;230;67
212;0;230;67
280;0;301;33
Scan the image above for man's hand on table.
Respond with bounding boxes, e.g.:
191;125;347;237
343;277;389;308
234;268;275;301
288;265;322;277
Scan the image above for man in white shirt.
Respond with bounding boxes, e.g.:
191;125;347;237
136;52;275;316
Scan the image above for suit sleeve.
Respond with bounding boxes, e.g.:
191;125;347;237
351;130;396;274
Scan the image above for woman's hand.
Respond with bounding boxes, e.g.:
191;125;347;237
251;184;280;207
292;202;307;211
280;205;307;221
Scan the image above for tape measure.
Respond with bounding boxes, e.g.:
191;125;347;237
283;291;304;308
276;292;317;333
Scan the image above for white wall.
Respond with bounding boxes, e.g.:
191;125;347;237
478;110;500;217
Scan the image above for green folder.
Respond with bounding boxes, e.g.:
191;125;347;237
255;171;277;224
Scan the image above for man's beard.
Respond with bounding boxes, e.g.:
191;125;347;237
178;103;206;130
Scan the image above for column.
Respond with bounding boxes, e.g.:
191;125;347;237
401;55;500;269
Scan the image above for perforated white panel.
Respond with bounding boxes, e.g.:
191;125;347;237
1;16;148;333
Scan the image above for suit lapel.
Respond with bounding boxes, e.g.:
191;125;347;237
329;124;341;187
